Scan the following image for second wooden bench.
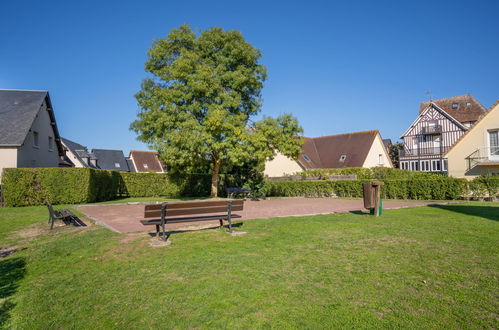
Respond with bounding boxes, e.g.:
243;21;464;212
141;199;244;241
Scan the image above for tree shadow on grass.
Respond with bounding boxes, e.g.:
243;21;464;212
429;204;499;222
0;257;26;327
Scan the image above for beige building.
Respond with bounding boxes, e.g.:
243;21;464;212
445;101;499;179
0;90;65;179
264;130;393;177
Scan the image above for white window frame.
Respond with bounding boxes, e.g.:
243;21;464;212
431;159;441;172
115;163;121;168
488;129;499;160
410;161;419;171
421;160;430;172
442;159;448;171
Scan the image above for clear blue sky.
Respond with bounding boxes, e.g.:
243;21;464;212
1;0;498;154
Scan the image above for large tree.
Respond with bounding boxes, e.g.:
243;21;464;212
131;25;303;197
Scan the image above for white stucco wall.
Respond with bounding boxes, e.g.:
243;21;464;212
447;103;499;179
0;147;18;180
17;100;60;168
362;134;393;168
61;142;85;168
264;152;303;177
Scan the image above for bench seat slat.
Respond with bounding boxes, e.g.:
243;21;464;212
144;204;243;218
141;214;242;225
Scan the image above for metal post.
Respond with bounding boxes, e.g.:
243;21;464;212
160;203;167;241
227;200;233;233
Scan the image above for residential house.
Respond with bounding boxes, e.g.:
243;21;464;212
92;149;130;171
399;94;487;172
61;137;99;168
445;101;499;178
0;90;65;178
128;150;165;173
264;130;392;177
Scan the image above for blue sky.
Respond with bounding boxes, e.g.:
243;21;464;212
1;0;498;154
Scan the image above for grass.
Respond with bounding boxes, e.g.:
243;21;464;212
0;202;498;328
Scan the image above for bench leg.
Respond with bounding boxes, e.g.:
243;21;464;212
155;225;160;238
219;219;224;228
161;222;167;241
50;216;55;230
227;217;233;233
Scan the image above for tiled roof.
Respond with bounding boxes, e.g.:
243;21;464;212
298;130;379;169
92;149;129;171
129;150;164;172
419;94;487;123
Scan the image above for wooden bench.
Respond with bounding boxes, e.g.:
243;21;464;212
141;200;244;241
45;201;78;229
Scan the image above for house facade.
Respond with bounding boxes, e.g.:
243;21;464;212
264;130;392;177
445;101;499;179
399;94;487;173
0;90;65;179
61;137;99;168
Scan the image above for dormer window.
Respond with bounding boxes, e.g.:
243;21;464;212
452;103;458;109
339;155;347;162
115;163;121;168
303;155;311;162
466;102;472;107
143;164;149;169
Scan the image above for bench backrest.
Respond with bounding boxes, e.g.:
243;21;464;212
144;200;244;219
45;201;56;219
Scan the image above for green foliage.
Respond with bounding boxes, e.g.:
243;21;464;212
469;176;499;200
265;177;469;200
293;167;444;180
1;168;213;207
131;24;303;196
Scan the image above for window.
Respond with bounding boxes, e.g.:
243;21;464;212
33;131;39;147
466;102;472;107
339;155;347;162
143;164;149;169
303;155;311;162
400;161;409;170
452;103;459;109
421;160;430;172
489;130;499;158
378;154;383;165
115;163;121;168
431;160;441;171
442;159;448;171
410;161;419;171
48;136;54;151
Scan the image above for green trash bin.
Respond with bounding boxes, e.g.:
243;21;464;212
378;199;383;216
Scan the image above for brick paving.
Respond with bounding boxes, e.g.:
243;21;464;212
77;198;450;233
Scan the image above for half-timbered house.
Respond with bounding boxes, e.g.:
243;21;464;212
399;94;487;172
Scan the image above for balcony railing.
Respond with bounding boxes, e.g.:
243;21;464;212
420;125;442;135
466;146;499;170
399;146;449;158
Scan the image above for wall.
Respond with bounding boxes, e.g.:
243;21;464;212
17;100;61;168
0;147;18;180
62;143;85;168
363;134;393;168
447;103;499;179
264;152;303;177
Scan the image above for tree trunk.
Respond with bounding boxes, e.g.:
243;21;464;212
211;157;221;198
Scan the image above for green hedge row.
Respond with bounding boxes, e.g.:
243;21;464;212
1;168;212;207
264;176;498;201
291;167;444;180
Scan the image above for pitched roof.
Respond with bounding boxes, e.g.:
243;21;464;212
298;130;379;169
0;90;64;156
382;138;392;150
92;149;129;171
61;137;100;168
419;94;487;123
444;100;499;156
129;150;164;172
126;158;136;172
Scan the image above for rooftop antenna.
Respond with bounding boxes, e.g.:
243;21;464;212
426;90;433;102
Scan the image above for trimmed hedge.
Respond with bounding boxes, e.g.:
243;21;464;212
1;168;212;207
291;167;444;180
264;177;470;200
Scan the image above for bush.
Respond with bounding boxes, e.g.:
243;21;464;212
1;168;213;207
469;176;499;200
265;177;469;200
291;167;443;180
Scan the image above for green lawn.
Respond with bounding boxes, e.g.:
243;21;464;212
1;202;498;328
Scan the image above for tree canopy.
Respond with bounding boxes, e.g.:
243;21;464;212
131;25;303;196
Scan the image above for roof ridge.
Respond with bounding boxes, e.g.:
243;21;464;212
312;130;378;140
0;89;48;92
420;94;471;104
